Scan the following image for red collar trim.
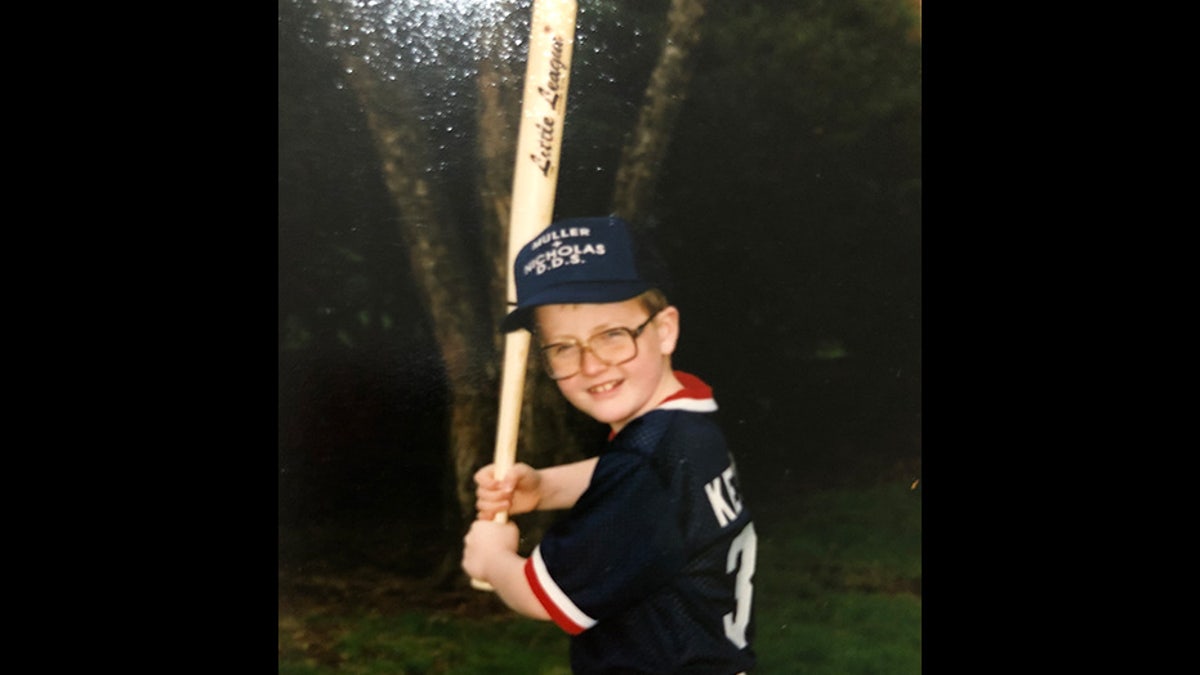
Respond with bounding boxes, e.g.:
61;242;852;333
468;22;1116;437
607;371;717;440
658;371;714;406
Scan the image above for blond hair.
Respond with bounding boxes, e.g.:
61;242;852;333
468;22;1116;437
635;288;670;316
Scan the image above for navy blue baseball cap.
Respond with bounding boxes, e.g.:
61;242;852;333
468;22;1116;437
501;215;666;333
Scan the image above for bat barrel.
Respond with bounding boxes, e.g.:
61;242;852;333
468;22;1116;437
470;0;578;594
493;0;577;513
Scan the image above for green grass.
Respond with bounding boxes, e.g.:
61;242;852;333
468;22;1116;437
279;481;920;673
279;611;570;675
752;482;922;674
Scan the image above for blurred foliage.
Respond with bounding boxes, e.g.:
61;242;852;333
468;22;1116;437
660;0;921;347
655;0;921;491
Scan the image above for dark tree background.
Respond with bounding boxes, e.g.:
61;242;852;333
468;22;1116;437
279;0;921;580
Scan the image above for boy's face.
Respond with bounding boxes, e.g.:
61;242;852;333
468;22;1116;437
535;299;681;433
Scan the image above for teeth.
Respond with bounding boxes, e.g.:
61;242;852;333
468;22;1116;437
590;381;617;394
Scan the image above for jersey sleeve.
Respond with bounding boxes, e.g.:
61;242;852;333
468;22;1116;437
524;450;686;634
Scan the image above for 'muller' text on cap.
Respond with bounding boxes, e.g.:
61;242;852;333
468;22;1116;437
530;226;592;250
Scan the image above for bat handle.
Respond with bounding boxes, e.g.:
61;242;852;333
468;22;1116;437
469;509;509;592
469;337;523;592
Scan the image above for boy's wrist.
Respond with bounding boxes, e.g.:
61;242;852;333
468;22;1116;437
491;552;551;621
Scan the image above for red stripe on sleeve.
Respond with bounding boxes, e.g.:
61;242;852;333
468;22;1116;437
524;557;586;635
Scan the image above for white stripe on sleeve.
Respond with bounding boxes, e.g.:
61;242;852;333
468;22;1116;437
531;546;598;630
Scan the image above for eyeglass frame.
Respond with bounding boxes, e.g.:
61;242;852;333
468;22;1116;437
536;308;663;380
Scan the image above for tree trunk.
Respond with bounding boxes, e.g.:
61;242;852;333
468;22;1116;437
474;19;518;337
612;0;709;220
325;2;593;535
335;45;499;526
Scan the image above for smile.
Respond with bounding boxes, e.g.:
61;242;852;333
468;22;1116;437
588;380;620;394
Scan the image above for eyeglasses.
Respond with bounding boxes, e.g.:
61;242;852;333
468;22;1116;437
538;310;661;380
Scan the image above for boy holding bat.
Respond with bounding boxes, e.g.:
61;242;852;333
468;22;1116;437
462;215;757;674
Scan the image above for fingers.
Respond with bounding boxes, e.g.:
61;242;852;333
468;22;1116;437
476;498;516;521
506;462;532;481
475;476;515;520
462;519;519;582
475;463;522;492
473;463;502;489
475;463;528;513
474;463;541;520
461;521;488;580
463;520;520;555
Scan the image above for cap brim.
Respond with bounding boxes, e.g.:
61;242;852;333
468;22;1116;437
499;306;535;333
499;281;651;333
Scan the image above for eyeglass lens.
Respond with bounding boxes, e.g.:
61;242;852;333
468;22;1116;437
542;329;637;379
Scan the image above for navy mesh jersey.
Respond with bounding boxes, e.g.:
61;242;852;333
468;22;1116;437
524;372;757;674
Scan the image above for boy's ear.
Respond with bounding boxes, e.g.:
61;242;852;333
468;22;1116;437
655;306;681;356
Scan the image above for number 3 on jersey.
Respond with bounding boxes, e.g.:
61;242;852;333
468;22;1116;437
723;522;757;648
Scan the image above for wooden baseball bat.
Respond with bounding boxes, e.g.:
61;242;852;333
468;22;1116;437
472;0;577;592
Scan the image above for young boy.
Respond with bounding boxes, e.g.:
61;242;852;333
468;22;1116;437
462;215;757;674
